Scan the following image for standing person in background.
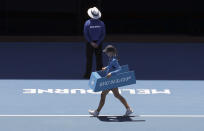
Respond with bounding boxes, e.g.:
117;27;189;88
83;7;106;79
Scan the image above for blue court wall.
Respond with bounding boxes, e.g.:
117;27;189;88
0;42;203;80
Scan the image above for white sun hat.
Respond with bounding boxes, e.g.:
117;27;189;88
87;7;101;19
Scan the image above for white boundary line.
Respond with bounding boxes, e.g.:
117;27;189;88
0;115;204;118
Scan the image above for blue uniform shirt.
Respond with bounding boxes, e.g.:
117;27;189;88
105;56;121;76
83;19;106;45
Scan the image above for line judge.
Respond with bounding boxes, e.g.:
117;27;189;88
83;7;106;79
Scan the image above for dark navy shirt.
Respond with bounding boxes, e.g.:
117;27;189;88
105;56;121;76
83;19;106;45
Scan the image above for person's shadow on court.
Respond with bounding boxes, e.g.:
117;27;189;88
96;116;146;122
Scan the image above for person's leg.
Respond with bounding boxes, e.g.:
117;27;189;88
96;89;110;112
84;42;94;78
111;88;130;109
94;43;103;71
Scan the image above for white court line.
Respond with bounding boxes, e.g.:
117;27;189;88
0;115;204;118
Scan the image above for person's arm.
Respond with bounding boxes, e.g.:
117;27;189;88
109;61;121;76
102;61;113;74
109;67;121;76
83;21;92;43
105;61;113;71
106;59;121;77
96;22;106;45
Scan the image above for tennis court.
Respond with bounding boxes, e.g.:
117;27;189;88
0;80;203;131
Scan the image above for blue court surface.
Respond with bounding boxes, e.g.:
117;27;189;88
0;80;204;131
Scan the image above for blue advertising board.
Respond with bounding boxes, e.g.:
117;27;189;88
89;65;136;92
